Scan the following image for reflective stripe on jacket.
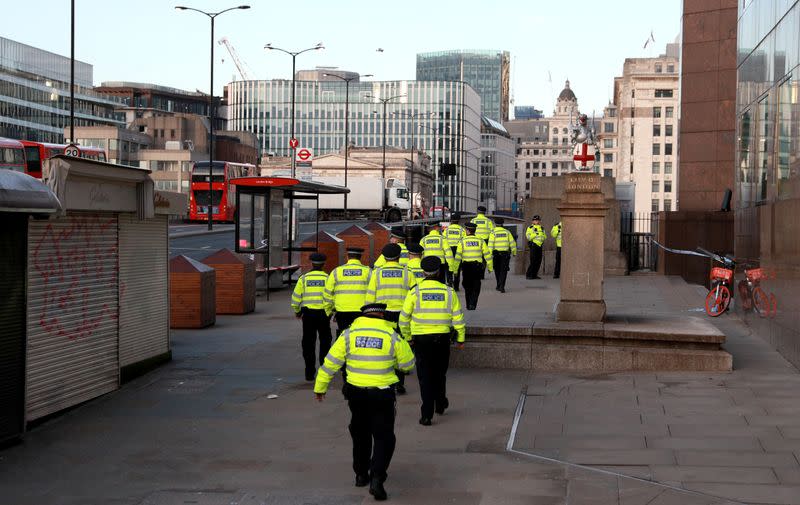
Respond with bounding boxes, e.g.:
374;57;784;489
405;257;425;281
421;230;454;270
551;222;562;247
453;236;493;272
365;261;416;311
324;259;371;312
489;227;516;255
291;270;331;314
445;223;464;247
399;279;465;342
314;316;415;393
526;224;546;246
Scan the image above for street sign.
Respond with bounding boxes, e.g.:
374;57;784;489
572;142;598;171
289;138;299;149
296;148;313;163
64;143;81;157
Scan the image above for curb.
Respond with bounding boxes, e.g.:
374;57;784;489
169;227;234;239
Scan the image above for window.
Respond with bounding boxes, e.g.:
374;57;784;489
562;138;569;145
652;199;660;211
664;180;672;192
526;172;530;179
604;122;614;133
652;143;661;155
665;124;673;136
533;162;539;169
552;137;558;145
604;169;613;177
630;161;634;173
604;153;613;162
664;199;672;211
665;143;673;155
551;162;558;169
667;64;674;73
604;139;614;148
608;108;616;117
665;106;674;118
652;162;660;174
631;125;635;136
533;149;539;155
525;182;531;190
552;127;558;133
653;106;662;118
170;129;176;139
525;162;531;169
655;63;663;73
630;143;634;155
562;128;568;134
664;161;672;174
655;89;674;98
652;181;660;192
653;124;661;136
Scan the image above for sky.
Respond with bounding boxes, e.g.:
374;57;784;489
4;0;682;117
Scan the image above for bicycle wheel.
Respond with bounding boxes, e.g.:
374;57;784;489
705;283;731;317
752;287;769;317
737;281;752;310
769;292;778;318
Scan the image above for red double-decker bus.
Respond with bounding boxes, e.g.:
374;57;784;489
20;141;107;179
0;137;26;173
189;161;255;222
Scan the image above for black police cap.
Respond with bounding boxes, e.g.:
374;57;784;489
464;222;478;231
495;217;505;225
346;247;365;254
381;243;402;260
310;252;327;264
477;205;487;212
420;256;441;273
407;243;424;254
533;215;541;220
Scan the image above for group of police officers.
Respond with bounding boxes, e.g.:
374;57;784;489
290;206;562;501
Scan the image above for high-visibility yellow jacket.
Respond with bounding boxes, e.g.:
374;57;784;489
489;226;517;255
374;242;409;267
405;257;425;282
453;236;493;272
551;222;562;247
526;224;546;246
470;213;494;241
291;269;331;315
314;316;415;393
421;230;454;271
399;279;465;343
444;223;464;248
365;261;416;312
324;259;371;313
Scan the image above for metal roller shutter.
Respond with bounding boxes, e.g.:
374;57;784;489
118;214;169;367
26;213;119;422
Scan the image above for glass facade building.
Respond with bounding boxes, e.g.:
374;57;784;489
226;79;482;212
416;50;510;122
0;37;124;143
479;117;515;212
735;0;800;367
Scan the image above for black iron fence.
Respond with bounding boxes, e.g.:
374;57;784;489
620;212;658;272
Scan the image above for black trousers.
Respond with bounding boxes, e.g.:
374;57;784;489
437;264;448;284
413;333;451;419
527;243;542;278
383;311;406;387
449;246;460;289
554;247;561;279
461;261;484;309
346;386;396;481
493;251;510;291
301;308;332;376
335;311;360;336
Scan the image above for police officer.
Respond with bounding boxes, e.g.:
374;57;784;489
444;213;465;290
325;247;371;335
399;256;465;426
525;215;546;279
453;222;493;310
314;302;415;501
405;243;426;282
470;205;494;242
551;220;562;279
291;253;333;380
374;231;409;267
488;217;516;293
366;243;416;394
420;221;453;283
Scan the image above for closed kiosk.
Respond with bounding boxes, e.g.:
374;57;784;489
170;255;216;328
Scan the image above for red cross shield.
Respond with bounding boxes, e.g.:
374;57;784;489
572;142;598;171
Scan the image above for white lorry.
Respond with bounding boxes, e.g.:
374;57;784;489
298;176;410;223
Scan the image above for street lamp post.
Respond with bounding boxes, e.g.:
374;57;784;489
393;111;432;219
367;94;406;180
264;43;324;178
418;124;450;208
322;73;372;217
176;4;250;231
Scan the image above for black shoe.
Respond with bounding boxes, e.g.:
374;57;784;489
355;473;370;487
525;276;533;280
499;288;505;293
369;477;387;501
305;372;315;381
553;276;559;279
435;398;449;415
419;417;432;426
532;276;541;279
396;384;407;395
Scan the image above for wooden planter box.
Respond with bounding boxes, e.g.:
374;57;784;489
363;222;391;258
201;249;256;314
336;225;375;264
299;231;344;273
170;255;215;328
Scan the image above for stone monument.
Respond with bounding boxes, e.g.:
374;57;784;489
555;174;608;322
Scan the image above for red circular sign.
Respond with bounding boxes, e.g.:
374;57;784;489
289;138;299;149
297;148;311;161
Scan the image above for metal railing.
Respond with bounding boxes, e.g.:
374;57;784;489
620;212;658;272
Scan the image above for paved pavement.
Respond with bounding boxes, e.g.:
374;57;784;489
0;270;797;504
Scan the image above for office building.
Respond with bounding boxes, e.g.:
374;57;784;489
226;77;482;212
0;37;124;143
514;106;544;120
94;81;216;127
416;50;510;122
479;117;515;212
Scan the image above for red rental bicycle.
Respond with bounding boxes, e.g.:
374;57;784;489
705;258;734;317
737;266;771;317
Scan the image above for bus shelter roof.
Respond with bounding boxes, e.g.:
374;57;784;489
0;169;62;214
230;177;349;195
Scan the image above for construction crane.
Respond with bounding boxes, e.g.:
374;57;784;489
218;37;250;81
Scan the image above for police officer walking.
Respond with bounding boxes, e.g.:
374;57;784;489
488;217;516;293
444;213;465;290
291;253;333;380
405;243;426;282
366;243;416;394
470;205;494;242
325;247;371;335
314;302;416;501
525;215;546;279
399;257;465;426
420;221;453;283
374;231;409;267
551;220;562;279
453;222;493;310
